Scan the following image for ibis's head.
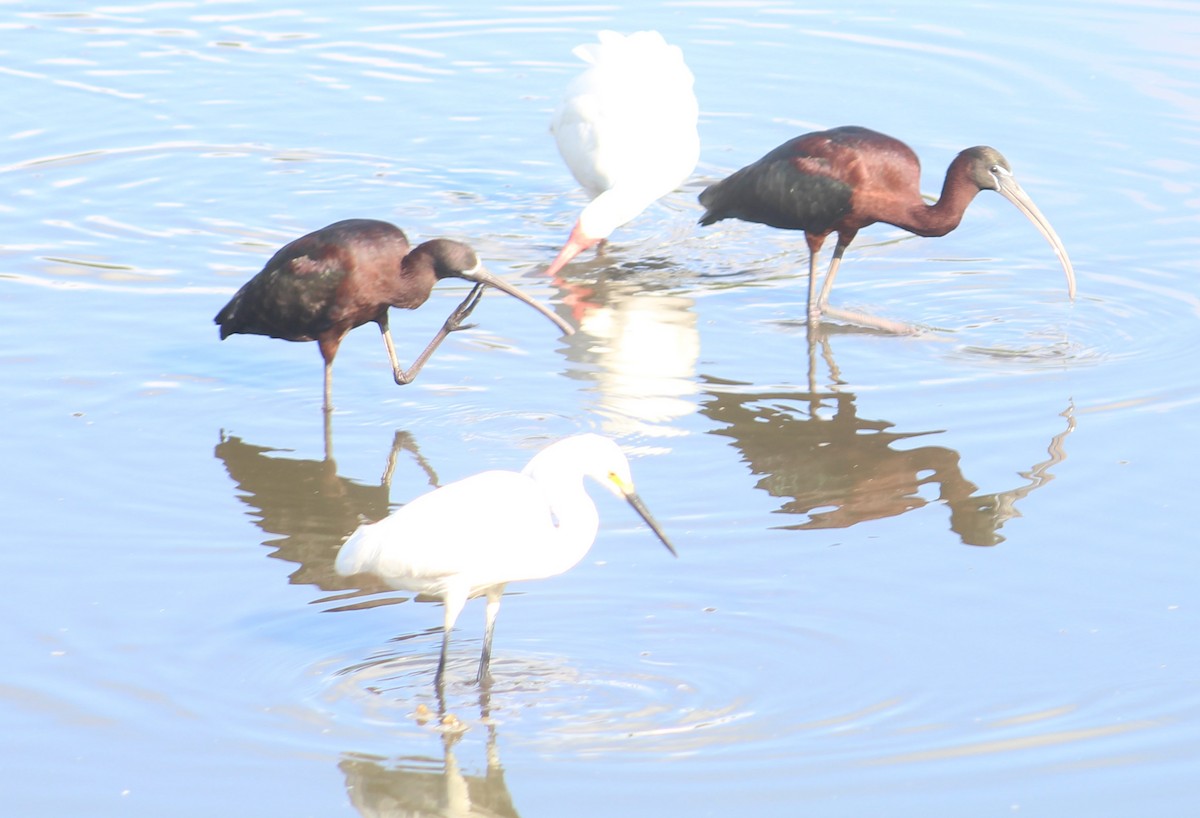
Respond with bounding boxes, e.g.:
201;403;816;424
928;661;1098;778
958;146;1076;301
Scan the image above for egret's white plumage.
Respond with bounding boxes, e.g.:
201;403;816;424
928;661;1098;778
546;30;700;277
335;433;676;686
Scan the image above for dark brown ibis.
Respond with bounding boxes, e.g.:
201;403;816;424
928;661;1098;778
698;126;1076;328
214;219;575;410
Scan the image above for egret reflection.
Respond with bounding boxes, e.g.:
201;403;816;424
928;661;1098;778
551;265;700;445
339;690;518;818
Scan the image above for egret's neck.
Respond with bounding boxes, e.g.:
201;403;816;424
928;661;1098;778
523;469;601;578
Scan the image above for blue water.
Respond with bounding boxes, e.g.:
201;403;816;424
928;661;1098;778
3;1;1199;816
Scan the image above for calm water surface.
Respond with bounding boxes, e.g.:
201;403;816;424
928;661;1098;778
4;1;1200;816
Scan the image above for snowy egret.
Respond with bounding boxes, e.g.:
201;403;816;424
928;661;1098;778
546;30;700;277
215;219;574;410
334;433;677;686
698;126;1075;327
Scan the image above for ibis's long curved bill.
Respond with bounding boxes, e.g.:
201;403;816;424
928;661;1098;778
624;491;678;557
462;267;576;336
993;175;1076;301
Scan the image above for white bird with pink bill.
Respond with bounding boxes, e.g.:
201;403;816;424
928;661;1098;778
546;30;700;277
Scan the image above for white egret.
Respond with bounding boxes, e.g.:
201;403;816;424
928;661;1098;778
334;433;677;686
546;30;700;277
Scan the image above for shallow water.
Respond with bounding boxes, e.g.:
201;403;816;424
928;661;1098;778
4;1;1200;815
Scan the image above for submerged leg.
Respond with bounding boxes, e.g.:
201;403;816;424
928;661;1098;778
820;305;922;335
383;284;488;386
475;585;505;686
806;249;820;325
805;313;819;394
436;629;452;689
814;233;920;335
323;402;334;462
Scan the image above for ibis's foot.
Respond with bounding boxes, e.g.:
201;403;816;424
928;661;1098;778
821;305;922;335
443;286;485;333
443;305;479;333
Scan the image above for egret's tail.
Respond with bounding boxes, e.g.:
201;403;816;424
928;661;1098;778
334;523;378;577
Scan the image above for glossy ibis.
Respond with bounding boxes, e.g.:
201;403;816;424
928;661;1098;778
698;126;1076;328
546;30;699;277
334;433;677;687
214;219;574;410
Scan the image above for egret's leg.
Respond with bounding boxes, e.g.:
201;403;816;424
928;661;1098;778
436;631;452;689
475;585;505;686
384;284;488;386
435;589;470;690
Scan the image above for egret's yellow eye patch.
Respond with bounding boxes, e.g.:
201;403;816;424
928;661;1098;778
608;471;634;495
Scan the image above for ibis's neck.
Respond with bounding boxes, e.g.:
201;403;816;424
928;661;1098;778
890;158;983;239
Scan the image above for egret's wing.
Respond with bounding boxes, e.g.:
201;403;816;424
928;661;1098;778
335;470;554;589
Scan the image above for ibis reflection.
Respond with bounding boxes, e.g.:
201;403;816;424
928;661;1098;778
214;424;437;590
701;357;1074;546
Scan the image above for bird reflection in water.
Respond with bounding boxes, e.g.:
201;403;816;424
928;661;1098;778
549;264;701;447
702;331;1074;546
214;423;438;590
540;27;702;447
339;690;519;818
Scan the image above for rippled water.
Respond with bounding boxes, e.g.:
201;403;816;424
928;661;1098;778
4;1;1200;815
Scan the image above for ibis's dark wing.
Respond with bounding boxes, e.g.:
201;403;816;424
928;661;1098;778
214;220;408;341
698;132;860;234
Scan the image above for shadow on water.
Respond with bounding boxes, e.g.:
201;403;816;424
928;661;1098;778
701;326;1075;546
213;417;439;591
